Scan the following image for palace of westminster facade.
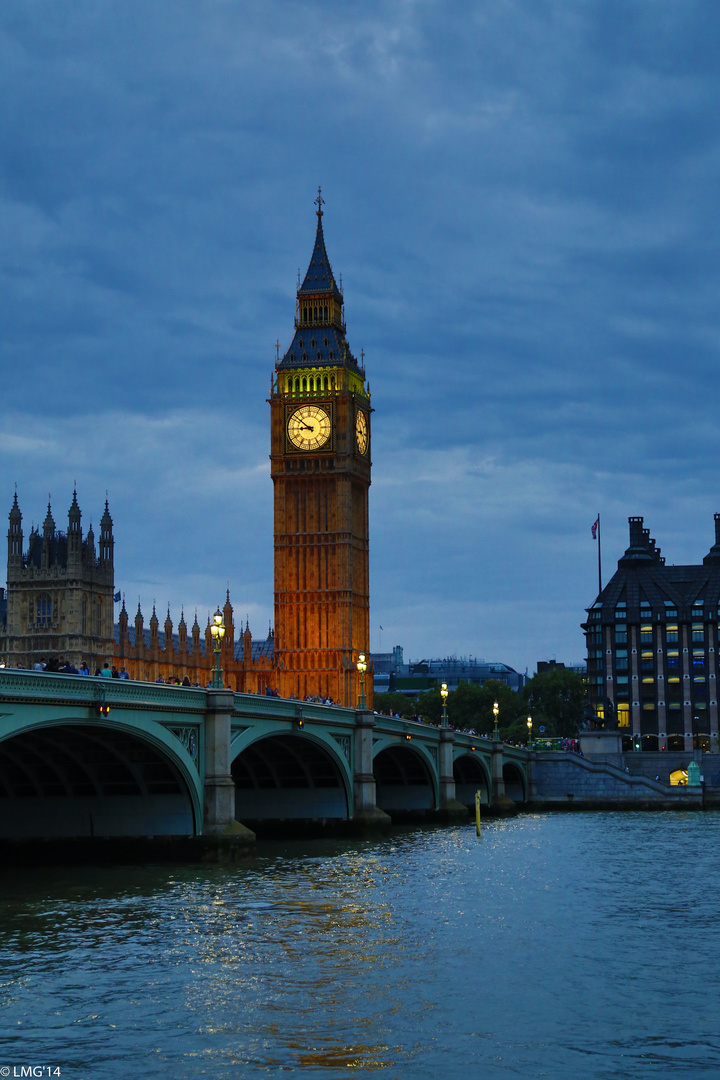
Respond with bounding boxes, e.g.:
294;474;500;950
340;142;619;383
0;198;372;707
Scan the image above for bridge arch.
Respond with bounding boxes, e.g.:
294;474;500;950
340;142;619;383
230;727;352;823
0;716;202;839
453;751;491;807
503;760;527;802
372;737;438;817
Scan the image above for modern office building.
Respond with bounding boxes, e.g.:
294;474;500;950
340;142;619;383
582;515;720;751
373;646;524;696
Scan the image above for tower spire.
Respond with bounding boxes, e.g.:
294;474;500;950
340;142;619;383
297;192;342;303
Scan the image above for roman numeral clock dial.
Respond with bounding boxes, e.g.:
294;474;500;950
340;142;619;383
287;405;332;450
355;408;368;454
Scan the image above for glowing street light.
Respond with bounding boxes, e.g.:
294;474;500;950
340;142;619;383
440;682;449;727
209;607;226;689
493;700;500;741
526;714;533;751
357;652;367;709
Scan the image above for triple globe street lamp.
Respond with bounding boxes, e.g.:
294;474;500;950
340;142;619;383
493;700;500;741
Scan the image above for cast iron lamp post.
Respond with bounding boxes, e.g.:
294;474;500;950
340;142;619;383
526;714;533;750
493;700;500;741
357;652;367;709
210;608;226;689
440;682;449;727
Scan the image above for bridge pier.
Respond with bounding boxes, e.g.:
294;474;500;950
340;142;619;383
438;728;469;822
353;710;391;831
204;689;256;847
492;739;517;815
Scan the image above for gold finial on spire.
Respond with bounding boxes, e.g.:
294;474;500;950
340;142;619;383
315;186;324;221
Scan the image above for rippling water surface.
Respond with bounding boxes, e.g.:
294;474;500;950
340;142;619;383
1;812;719;1079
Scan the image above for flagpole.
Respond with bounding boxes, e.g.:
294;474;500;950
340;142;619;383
597;513;602;596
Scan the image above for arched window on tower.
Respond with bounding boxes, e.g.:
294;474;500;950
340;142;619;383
302;377;307;391
96;598;102;637
324;306;328;321
294;378;300;392
323;376;328;390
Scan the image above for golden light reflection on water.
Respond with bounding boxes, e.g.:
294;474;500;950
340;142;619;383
173;846;412;1071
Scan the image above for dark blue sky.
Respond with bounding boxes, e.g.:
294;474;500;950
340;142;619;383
2;0;720;673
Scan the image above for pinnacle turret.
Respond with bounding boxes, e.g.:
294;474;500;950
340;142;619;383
7;491;23;565
43;501;55;539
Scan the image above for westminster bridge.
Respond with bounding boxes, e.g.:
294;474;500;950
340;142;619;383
0;670;531;846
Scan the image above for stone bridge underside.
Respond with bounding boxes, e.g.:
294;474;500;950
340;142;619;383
0;724;196;839
454;753;491;806
373;744;436;813
232;734;349;821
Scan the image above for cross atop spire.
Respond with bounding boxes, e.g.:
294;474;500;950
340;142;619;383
315;186;324;221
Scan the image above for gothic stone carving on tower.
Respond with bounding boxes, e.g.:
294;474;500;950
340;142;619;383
3;491;115;670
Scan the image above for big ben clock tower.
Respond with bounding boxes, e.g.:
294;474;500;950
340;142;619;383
270;192;371;707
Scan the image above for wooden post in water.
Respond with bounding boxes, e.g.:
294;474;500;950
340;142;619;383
475;790;481;837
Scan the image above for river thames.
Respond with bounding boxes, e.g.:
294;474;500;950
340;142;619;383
1;812;719;1079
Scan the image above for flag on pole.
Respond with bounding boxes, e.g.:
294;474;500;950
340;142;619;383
113;591;121;602
591;517;599;540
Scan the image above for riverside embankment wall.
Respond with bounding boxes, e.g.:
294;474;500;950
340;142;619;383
531;752;708;810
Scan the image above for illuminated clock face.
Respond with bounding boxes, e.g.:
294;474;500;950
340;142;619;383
287;405;332;450
355;409;368;454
